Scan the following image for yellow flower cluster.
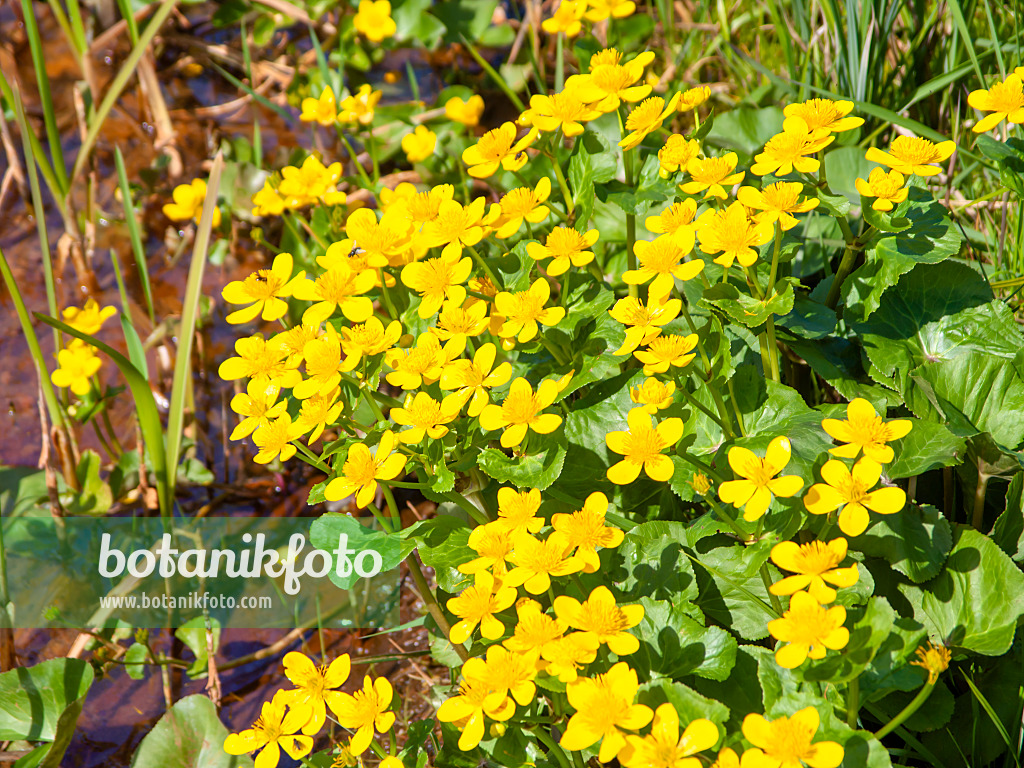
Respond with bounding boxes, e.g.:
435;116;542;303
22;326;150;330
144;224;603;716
50;299;116;397
252;155;349;218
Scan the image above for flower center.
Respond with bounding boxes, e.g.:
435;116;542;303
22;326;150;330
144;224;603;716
503;390;541;424
761;182;802;210
691;156;736;184
639;240;682;273
740;458;777;487
794;541;841;574
508;290;546;322
987;80;1024;112
625;97;664;131
344;450;378;485
477;126;516;161
622;424;665;463
891;136;942;164
591;64;632;93
501;188;537;217
763;720;815;763
316;269;361;302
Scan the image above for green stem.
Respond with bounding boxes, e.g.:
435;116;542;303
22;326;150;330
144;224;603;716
678;449;725;484
338;129;374;188
725;378;747;437
622;144;637;297
408;553;470;662
467;244;504;290
873;682;935;740
555;33;565;92
378;269;397;319
678;385;731;436
765;318;780;383
380;484;400;533
294;440;331;474
549;148;575;218
759;565;783;614
847;676;860;728
533;726;572;768
825;243;858;310
705;495;747;539
442;491;490;525
538;334;569;366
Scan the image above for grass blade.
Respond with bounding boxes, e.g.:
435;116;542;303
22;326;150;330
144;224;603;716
207;61;293;122
165;152;224;513
114;147;155;323
947;0;984;84
962;670;1023;768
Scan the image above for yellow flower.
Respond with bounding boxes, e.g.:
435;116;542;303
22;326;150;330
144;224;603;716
585;0;636;22
495;487;545;536
51;340;101;397
447;570;517;643
541;0;587;36
62;298;116;335
436;659;515;751
630;377;676;414
273;324;321;366
784;98;864;134
300;85;339;126
389;391;463;444
460;521;516;576
495;177;552;238
325;430;407;507
338;84;382;125
293;325;343;400
606;407;683;485
680;153;745;199
329;676;395;755
230;379;286;441
624;237;704;300
865;135;957;177
276;652;350;735
401;254;473;319
504;598;567;654
293;264;375;326
560;662;653;762
751;116;834;176
608;295;681;356
821;397;913;463
252;180;286;217
344;206;414;267
697;201;774;268
769;538;859;605
479;376;563;448
854;168;909;212
621;703;719;768
969;72;1024;132
252;413;304;464
741;708;844;768
768;591;849;668
646;199;699;251
551;492;624;572
222;252;306;324
910;641;952;684
295;388;343;443
224;693;313;768
421;198;494;259
401;125;436;163
163;178;220;227
445;95;485;127
219;335;302;389
504;532;583;594
658;135;701;178
736;182;819;231
690;472;712;496
620;93;683;150
385;332;447;390
340;317;403;371
526;227;599;276
353;0;396;41
541;632;600;682
430;300;489;357
278;156;342;207
528;91;601;136
718;436;805;521
494;278;566;342
804;457;906;536
439;342;512;417
677;85;712;113
634;333;699;375
462;122;538;178
710;747;742;768
566;49;654;113
478;644;540;707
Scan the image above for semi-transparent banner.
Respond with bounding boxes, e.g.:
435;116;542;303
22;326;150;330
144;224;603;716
2;514;401;629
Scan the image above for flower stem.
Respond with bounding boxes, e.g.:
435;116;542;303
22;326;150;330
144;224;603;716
759;565;784;614
549;147;575;219
378;268;397;319
873;681;935;740
294;440;331;474
618;108;638;297
407;552;470;663
337;129;373;188
532;725;572;768
847;675;860;728
380;483;401;533
825;242;858;310
555;32;565;92
678;384;731;436
467;244;504;290
705;495;747;538
442;490;490;525
764;224;783;383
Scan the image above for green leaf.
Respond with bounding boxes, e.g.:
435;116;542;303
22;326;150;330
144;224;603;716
477;432;566;491
857;504;952;583
615;521;699;603
123;642;149;680
391;0;446;44
643;680;730;731
822;146;877;205
799;597;896;685
60;450;111;516
433;0;497;44
691;646;770;729
569;130;616;226
776;293;837;339
990;474;1024;562
898;527;1024;655
417;523;473;594
706;106;784;156
174;616;221;679
0;658;93;743
690;538;779;640
309;514;404;590
129;694;253;768
859;614;928;700
634;598;737;681
700;278;795;328
887;421;966;479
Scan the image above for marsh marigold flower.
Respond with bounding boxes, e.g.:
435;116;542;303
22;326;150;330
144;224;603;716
384;332;447;390
541;0;586;36
51;341;101;397
911;641;952;684
529;91;601;136
252;180;286;217
460;522;515;576
440;342;513;417
658;135;701;178
620;703;719;768
422;198;495;259
585;0;636;22
784;98;864;134
401;254;473;319
677;85;712;113
752;116;833;176
295;389;343;443
822;397;913;463
219;335;302;389
252;414;303;464
495;177;552;238
736;182;819;232
437;659;514;751
344;206;414;267
278;156;343;208
605;407;683;484
445;95;485;126
300;85;339;126
804;457;906;536
479;376;563;448
431;300;489;357
630;377;676;414
277;652;350;735
865;135;956;176
224;693;313;768
495;278;566;342
353;0;396;42
294;265;375;326
681;153;745;199
855;168;909;212
768;591;849;668
620;93;682;150
62;298;115;335
230;379;285;441
504;532;583;594
326;430;407;507
504;598;567;654
566;50;654;112
495;487;545;536
969;71;1024;133
646;199;699;251
527;227;599;276
293;325;343;400
769;538;859;605
542;632;600;682
164;178;220;227
609;295;681;355
741;708;843;768
338;84;381;125
718;436;804;521
462;122;538;178
634;333;699;375
330;676;395;755
447;571;517;643
389;391;463;444
624;236;704;299
560;662;653;762
222;252;306;324
401;125;436;163
551;492;624;572
697;202;774;268
340;317;403;371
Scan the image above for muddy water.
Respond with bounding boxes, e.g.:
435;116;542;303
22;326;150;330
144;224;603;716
0;5;453;764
